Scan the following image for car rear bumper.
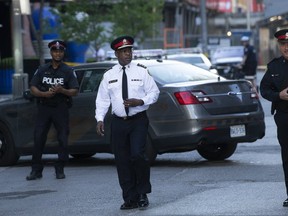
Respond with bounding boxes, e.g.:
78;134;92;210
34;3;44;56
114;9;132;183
151;119;265;154
199;120;265;144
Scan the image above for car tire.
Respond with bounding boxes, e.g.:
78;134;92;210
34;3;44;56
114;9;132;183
197;142;237;161
0;123;19;166
145;136;157;165
70;153;96;159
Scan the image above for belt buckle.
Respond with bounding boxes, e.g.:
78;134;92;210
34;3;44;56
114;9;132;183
123;116;128;120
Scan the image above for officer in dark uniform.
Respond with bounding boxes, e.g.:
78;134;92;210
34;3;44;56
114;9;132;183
26;40;79;180
260;29;288;207
240;36;258;89
95;36;159;210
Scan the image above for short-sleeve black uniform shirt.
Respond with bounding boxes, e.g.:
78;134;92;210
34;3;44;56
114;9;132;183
30;62;79;104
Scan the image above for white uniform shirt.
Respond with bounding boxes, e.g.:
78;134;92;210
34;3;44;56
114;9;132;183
95;62;160;122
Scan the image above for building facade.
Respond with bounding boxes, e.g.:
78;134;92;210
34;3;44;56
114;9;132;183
257;0;288;64
1;0;287;68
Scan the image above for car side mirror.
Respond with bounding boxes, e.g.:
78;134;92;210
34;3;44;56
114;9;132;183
23;89;34;101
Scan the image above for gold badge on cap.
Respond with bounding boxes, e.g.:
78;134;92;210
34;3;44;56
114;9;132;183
123;39;128;45
286;32;288;40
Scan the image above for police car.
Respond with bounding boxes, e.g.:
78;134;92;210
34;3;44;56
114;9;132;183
210;46;244;79
0;58;265;166
165;53;218;74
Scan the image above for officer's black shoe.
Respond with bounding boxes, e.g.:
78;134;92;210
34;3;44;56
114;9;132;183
120;200;138;210
283;198;288;207
55;166;65;179
26;171;42;181
138;194;149;210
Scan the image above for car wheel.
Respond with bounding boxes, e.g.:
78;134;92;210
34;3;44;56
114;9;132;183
0;123;19;166
145;136;157;165
70;153;96;159
197;142;237;161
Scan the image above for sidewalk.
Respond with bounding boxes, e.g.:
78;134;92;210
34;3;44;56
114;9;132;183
135;182;287;216
0;93;13;102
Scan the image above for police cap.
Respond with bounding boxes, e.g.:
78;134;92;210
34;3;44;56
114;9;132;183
110;36;134;51
274;29;288;42
240;36;249;42
48;40;66;50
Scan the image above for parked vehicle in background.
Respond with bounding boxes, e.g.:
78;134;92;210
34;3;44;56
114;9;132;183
211;46;244;79
0;59;265;166
165;53;218;74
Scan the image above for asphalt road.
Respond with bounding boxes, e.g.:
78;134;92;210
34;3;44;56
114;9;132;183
1;71;288;216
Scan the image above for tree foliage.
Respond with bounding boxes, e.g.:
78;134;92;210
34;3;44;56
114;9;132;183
108;0;164;43
53;0;164;46
53;0;110;46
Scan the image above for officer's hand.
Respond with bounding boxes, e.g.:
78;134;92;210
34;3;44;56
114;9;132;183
51;84;63;93
279;87;288;100
96;121;104;136
123;98;144;107
45;89;55;98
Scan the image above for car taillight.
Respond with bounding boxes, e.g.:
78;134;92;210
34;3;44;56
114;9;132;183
203;126;217;131
250;90;259;99
174;91;212;105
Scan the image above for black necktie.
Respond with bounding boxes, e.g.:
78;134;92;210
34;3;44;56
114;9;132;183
122;66;129;115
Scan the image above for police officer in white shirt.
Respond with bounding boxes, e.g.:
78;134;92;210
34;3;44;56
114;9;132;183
95;35;159;210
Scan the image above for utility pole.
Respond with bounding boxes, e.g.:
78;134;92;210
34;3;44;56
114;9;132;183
12;0;29;99
200;0;208;55
246;0;251;31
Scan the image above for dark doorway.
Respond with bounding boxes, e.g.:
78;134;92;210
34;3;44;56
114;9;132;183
0;1;12;59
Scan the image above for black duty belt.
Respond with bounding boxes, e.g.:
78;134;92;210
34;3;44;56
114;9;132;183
113;111;146;120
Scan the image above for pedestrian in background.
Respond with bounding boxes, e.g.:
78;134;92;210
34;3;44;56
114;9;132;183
93;45;105;62
260;29;288;207
240;36;258;89
95;35;159;210
26;40;79;181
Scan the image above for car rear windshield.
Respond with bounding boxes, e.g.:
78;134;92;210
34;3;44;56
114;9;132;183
212;47;243;59
148;63;219;84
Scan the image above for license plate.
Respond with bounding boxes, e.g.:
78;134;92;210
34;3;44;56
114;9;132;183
230;125;246;137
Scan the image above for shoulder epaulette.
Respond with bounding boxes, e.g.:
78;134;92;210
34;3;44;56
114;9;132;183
137;63;147;69
268;57;281;65
104;66;113;73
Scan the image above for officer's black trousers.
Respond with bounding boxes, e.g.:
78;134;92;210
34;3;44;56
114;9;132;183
274;111;288;196
32;102;69;172
111;113;151;202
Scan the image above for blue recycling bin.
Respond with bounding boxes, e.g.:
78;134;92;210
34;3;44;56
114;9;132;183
66;42;89;63
32;6;60;40
0;69;14;94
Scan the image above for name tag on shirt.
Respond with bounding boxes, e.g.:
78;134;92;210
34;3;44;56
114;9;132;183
109;79;118;84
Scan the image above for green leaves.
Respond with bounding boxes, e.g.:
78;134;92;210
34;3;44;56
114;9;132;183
108;0;164;43
53;0;109;44
53;0;164;46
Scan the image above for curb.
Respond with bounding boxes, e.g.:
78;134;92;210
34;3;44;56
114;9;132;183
258;65;266;72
